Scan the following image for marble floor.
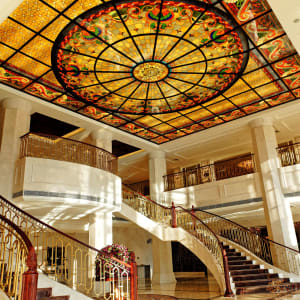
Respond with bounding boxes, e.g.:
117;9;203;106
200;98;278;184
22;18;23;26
137;276;300;300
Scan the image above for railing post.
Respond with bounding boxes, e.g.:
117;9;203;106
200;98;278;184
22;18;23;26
129;252;138;300
222;247;234;297
21;247;38;300
191;205;196;231
171;202;177;228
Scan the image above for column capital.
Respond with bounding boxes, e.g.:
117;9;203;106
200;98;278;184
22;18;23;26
1;97;32;113
149;150;166;159
248;117;273;129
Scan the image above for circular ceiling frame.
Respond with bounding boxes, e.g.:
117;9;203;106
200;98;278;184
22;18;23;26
52;0;249;115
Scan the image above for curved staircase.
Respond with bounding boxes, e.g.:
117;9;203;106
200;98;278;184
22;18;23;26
121;185;300;297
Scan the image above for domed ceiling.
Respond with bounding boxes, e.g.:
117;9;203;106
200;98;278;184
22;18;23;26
0;0;299;144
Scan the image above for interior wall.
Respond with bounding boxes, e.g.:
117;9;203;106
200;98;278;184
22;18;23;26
113;222;153;271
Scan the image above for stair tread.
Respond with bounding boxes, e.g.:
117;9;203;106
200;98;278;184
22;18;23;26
230;269;269;275
40;296;70;300
236;282;300;290
232;273;278;280
234;278;290;287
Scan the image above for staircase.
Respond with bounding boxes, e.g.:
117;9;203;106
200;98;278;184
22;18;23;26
37;287;69;300
223;244;300;295
121;185;300;297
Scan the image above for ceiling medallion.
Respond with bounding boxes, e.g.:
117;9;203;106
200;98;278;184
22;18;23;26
52;0;249;115
132;61;170;82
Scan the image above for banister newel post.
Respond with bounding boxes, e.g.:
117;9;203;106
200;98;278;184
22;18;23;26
222;248;234;297
191;205;196;231
129;252;138;300
171;202;177;228
21;247;38;300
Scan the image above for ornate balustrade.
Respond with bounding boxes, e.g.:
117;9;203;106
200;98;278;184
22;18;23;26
163;154;255;191
277;143;300;167
0;215;37;300
0;195;137;300
20;133;118;174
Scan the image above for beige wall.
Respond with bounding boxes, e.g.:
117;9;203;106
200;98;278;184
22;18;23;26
113;222;153;271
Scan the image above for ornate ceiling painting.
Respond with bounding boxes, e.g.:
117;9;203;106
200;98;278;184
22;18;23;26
0;0;299;144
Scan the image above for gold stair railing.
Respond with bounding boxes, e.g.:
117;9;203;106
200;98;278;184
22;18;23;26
0;195;137;300
122;185;233;297
0;215;37;300
191;208;300;276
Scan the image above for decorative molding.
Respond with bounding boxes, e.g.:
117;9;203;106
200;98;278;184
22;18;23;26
12;190;115;204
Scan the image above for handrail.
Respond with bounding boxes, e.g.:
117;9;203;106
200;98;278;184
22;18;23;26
122;185;234;297
277;142;300;167
0;215;37;300
0;195;137;300
163;153;255;191
19;132;118;174
190;206;300;275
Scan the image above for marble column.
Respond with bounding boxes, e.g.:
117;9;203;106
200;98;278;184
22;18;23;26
151;236;176;284
249;118;298;250
89;212;113;250
90;129;113;153
149;150;167;205
0;97;31;199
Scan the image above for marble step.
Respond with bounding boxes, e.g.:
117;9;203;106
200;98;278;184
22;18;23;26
231;273;279;281
234;278;290;287
228;259;252;265
226;252;241;257
235;282;300;295
230;268;269;276
37;287;69;300
37;288;52;299
227;256;246;261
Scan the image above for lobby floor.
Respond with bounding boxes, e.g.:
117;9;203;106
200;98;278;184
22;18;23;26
138;277;300;300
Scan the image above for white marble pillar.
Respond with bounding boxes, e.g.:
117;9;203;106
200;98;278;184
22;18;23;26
149;150;167;204
0;97;31;199
249;118;298;250
89;212;113;250
151;236;176;285
90;129;113;153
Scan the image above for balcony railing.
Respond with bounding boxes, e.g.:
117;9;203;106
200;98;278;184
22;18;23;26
277;143;300;167
163;154;255;191
20;132;118;174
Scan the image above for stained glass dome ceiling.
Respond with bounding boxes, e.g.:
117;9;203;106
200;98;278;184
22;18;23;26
0;0;299;144
53;0;249;114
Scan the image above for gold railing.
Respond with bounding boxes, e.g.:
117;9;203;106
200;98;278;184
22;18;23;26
122;187;173;227
0;215;37;300
122;185;233;297
20;132;118;174
192;209;300;276
0;195;137;300
163;154;255;191
277;143;300;167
